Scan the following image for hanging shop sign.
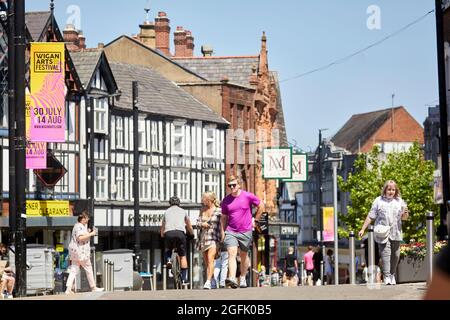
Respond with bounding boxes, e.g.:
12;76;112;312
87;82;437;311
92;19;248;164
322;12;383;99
282;154;308;182
29;42;66;142
262;147;292;179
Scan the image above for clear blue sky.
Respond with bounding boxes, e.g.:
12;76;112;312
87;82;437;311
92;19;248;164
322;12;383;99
27;0;439;151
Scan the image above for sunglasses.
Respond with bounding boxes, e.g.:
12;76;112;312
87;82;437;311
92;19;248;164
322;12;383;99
228;184;237;188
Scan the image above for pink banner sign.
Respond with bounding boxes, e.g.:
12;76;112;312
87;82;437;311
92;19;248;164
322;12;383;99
322;207;335;242
26;142;47;169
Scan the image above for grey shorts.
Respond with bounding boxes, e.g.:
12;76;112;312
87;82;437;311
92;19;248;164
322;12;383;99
224;230;253;252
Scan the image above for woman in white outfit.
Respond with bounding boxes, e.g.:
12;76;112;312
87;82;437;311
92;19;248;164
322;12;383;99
358;180;409;285
65;212;104;294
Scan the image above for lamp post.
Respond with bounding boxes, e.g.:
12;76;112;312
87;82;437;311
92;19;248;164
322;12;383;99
331;160;339;285
317;129;328;243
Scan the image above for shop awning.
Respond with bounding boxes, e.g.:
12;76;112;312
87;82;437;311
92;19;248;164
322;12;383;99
0;217;77;228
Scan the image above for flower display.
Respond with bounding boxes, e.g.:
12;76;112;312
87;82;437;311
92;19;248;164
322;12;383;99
400;240;448;260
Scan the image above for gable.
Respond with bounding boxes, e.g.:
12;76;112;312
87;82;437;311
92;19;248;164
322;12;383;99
104;36;205;83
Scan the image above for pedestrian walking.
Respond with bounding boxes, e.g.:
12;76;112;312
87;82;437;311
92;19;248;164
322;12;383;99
65;211;104;294
325;249;334;285
313;245;323;285
196;191;222;290
284;247;298;286
303;246;315;286
213;245;229;289
220;175;264;289
358;180;409;285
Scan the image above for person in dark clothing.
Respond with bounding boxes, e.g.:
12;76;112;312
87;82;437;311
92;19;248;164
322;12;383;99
312;245;323;285
284;247;298;278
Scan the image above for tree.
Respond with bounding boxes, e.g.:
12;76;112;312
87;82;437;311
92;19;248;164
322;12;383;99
338;142;437;242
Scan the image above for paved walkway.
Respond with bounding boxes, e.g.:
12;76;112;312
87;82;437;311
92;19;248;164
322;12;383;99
17;282;427;300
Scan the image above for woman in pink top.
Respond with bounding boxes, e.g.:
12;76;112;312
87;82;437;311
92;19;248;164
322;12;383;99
303;246;315;286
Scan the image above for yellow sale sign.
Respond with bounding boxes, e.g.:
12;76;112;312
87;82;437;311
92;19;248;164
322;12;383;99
26;201;70;217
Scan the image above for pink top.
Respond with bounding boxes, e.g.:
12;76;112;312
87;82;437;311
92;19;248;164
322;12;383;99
304;251;314;271
221;191;260;233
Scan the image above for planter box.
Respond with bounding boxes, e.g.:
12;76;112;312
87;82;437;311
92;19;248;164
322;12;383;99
396;257;430;284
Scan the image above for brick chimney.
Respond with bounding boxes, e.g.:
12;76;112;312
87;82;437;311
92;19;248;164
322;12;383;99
63;24;80;52
155;11;170;56
139;20;156;48
185;30;194;57
78;31;86;50
201;45;213;57
174;26;187;57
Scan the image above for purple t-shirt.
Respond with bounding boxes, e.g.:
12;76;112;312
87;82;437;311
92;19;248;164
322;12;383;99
221;191;261;233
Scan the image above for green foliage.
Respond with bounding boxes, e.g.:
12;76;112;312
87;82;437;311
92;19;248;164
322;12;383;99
338;143;438;242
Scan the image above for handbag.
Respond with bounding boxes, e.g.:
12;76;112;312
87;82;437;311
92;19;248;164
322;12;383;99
373;224;390;244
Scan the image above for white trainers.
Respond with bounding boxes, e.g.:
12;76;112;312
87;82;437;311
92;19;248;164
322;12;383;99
384;276;391;285
390;275;396;285
203;280;211;290
92;287;104;292
239;276;247;288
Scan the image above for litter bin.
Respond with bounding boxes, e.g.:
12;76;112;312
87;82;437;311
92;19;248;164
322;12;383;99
8;244;55;295
101;249;134;290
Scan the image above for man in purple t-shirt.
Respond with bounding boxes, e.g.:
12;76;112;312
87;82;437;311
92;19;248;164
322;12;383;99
220;175;264;289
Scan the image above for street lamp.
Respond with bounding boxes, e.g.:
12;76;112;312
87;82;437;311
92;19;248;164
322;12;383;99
317;129;328;243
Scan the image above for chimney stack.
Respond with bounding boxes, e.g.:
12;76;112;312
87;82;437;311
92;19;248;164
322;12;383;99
174;26;187;57
155;11;171;56
185;30;194;57
139;20;156;49
63;24;79;51
78;31;86;50
201;45;213;57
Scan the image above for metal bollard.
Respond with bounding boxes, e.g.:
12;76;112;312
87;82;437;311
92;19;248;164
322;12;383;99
299;260;304;286
349;231;356;285
320;260;324;284
152;265;157;291
426;212;434;281
163;264;167;290
368;225;375;285
110;261;115;292
103;259;109;291
107;260;112;291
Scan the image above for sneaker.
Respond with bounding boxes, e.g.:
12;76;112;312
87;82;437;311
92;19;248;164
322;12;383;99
65;289;75;295
6;293;13;299
203;280;211;290
390;275;396;285
239;276;247;288
384;276;391;285
91;287;105;292
225;278;238;289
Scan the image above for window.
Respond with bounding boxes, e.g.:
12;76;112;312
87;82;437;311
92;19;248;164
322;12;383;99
95;165;107;200
94;98;107;133
151;168;159;201
173;123;184;154
116;117;124;148
115;167;124;200
139;168;150;200
203;173;220;196
172;171;189;201
205;128;215;157
151;121;159;152
138;119;146;151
